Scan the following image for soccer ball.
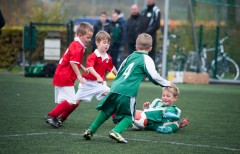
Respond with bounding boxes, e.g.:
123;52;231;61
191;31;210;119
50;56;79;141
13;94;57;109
132;110;148;130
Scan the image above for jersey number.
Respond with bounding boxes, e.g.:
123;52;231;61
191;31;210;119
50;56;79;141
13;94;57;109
123;62;134;79
59;48;69;64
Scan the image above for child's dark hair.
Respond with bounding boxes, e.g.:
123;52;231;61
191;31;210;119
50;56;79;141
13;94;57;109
100;11;108;16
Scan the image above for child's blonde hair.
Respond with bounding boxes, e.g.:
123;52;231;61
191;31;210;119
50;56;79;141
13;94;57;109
95;30;111;43
136;33;152;50
76;22;94;35
162;83;180;97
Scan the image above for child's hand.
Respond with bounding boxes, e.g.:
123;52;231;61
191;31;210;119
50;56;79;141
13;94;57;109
97;76;103;83
82;67;89;74
84;68;89;74
179;117;189;128
80;65;89;74
142;102;150;110
79;78;85;85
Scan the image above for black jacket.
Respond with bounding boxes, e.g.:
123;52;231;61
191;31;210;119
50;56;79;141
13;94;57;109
138;4;161;37
127;14;141;44
91;19;111;50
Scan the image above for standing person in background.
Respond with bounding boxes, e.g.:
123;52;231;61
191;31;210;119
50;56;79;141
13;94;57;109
138;0;161;62
126;4;141;55
109;12;124;70
0;10;5;35
113;9;127;68
91;11;111;51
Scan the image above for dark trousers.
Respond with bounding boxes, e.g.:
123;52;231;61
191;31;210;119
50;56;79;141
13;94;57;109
109;43;121;70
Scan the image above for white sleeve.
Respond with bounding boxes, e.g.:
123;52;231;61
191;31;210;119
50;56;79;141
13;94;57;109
143;55;171;87
149;98;162;108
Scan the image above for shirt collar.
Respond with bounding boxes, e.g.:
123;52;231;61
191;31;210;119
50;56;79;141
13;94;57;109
94;49;109;61
135;50;148;54
74;37;86;49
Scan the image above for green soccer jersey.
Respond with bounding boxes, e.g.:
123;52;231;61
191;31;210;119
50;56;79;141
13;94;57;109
110;51;170;97
143;98;181;132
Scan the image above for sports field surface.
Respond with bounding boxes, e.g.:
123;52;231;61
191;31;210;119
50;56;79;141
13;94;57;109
1;74;240;154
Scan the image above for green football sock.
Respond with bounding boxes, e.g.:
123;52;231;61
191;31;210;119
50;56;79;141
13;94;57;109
113;117;133;133
88;111;108;133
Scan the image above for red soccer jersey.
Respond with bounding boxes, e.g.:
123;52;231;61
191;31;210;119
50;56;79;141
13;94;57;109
82;50;114;81
53;39;85;86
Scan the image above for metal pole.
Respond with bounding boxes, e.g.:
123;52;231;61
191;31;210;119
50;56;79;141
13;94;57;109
197;25;203;73
22;49;26;75
161;0;169;78
188;0;200;72
29;22;33;66
22;27;26;75
188;0;198;53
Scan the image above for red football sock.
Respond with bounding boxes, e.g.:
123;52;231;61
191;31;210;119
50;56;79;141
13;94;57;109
60;103;79;119
112;113;116;119
48;100;71;117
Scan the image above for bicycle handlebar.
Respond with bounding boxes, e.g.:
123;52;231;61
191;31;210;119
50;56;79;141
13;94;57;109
219;36;228;44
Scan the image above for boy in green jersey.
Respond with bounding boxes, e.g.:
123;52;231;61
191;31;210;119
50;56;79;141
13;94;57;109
83;33;171;143
132;83;189;133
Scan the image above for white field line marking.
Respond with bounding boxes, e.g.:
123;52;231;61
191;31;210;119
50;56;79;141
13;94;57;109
1;132;240;152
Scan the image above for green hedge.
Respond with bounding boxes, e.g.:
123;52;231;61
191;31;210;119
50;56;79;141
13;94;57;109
0;27;92;71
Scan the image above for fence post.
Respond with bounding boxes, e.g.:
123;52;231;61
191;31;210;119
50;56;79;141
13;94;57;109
197;25;203;73
213;26;220;79
66;20;74;46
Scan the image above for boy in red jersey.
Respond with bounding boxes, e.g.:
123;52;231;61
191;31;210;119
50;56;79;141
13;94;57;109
45;22;93;128
57;30;117;124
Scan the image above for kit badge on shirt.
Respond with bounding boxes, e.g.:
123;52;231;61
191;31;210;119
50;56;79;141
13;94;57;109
105;58;109;63
147;12;152;17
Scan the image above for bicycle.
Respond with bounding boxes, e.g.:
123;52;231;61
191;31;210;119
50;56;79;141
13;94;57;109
184;34;239;80
155;34;187;74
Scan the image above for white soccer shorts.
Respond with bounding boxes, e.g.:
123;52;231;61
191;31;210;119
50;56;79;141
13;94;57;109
54;86;76;104
76;78;110;102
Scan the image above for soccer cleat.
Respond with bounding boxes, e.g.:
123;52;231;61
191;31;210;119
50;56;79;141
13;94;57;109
109;130;127;143
83;130;93;140
57;116;66;127
45;115;60;128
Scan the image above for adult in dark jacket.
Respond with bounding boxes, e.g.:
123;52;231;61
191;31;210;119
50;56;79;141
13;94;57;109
113;9;127;67
126;4;141;55
91;11;111;51
0;10;5;35
138;0;161;62
109;12;124;70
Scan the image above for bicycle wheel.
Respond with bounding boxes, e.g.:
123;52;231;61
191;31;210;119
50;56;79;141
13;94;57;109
173;53;188;71
210;57;239;80
155;52;162;73
168;60;176;72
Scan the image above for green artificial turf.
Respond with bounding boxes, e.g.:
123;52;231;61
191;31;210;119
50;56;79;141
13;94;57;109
0;74;240;154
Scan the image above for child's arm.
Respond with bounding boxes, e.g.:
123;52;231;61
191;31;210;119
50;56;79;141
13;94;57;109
142;102;150;110
143;55;171;87
88;67;103;83
111;66;118;76
70;62;84;84
80;64;89;74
